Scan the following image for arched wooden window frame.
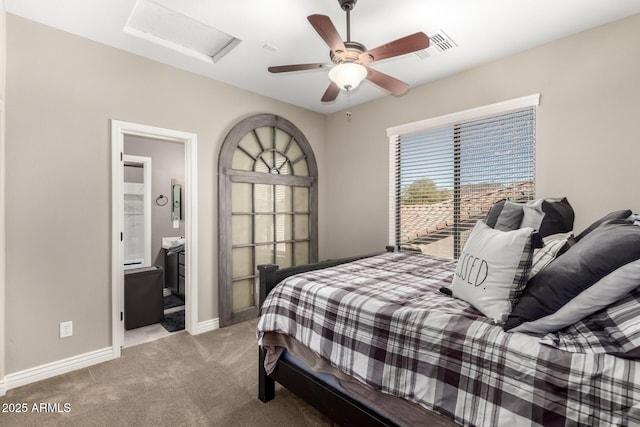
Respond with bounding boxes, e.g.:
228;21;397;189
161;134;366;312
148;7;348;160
218;114;318;327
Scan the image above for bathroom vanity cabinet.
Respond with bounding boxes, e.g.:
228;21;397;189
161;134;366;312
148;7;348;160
164;250;186;298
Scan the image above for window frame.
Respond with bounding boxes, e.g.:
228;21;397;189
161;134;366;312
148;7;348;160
387;94;540;255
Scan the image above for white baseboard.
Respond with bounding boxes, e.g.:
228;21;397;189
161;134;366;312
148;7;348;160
195;317;219;335
4;347;113;391
2;318;220;393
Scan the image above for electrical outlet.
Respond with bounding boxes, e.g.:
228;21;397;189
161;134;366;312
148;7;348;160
59;321;73;338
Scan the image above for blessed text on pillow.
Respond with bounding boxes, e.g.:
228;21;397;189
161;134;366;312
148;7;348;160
452;221;534;323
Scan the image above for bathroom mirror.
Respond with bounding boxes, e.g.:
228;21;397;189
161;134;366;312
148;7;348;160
171;178;183;221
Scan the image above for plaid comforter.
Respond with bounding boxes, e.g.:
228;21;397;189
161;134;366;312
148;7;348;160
257;252;640;426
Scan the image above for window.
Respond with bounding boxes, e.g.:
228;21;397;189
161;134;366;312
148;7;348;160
388;95;539;259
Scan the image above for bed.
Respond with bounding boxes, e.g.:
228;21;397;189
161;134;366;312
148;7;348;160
256;205;640;426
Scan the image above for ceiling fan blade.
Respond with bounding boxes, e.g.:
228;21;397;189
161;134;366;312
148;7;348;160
307;14;346;55
366;67;409;95
360;32;430;64
268;63;325;73
321;82;340;103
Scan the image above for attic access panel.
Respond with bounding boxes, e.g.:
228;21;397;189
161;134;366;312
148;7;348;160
125;0;241;63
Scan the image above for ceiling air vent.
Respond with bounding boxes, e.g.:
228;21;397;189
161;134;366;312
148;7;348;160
124;0;241;63
430;30;457;52
415;30;457;59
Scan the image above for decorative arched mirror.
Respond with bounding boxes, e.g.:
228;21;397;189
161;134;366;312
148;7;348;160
218;114;318;326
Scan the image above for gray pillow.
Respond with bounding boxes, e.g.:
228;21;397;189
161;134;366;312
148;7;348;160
504;219;640;334
486;197;574;238
575;209;632;242
494;201;525;231
484;200;507;228
520;197;574;238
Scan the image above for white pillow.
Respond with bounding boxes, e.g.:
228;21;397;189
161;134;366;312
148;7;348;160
452;221;535;323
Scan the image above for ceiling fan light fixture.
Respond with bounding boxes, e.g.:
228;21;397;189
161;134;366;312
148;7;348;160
328;63;367;91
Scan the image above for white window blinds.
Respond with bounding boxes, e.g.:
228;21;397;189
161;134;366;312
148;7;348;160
388;96;538;259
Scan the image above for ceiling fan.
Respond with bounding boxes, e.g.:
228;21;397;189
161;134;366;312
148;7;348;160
268;0;430;103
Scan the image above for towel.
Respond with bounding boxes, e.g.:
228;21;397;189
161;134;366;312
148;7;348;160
167;242;185;255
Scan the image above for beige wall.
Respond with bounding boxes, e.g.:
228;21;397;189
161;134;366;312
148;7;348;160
4;14;327;374
324;13;640;258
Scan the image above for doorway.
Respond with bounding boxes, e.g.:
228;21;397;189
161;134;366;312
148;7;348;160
111;120;198;359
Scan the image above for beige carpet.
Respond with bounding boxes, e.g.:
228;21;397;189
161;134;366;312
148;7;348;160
0;319;334;427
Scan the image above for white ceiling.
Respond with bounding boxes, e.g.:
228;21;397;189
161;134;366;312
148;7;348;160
6;0;640;114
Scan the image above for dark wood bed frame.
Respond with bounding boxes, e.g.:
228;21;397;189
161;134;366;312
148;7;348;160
257;249;402;426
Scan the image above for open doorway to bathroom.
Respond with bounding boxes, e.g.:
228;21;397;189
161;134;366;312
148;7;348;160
111;120;198;359
123;137;185;348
